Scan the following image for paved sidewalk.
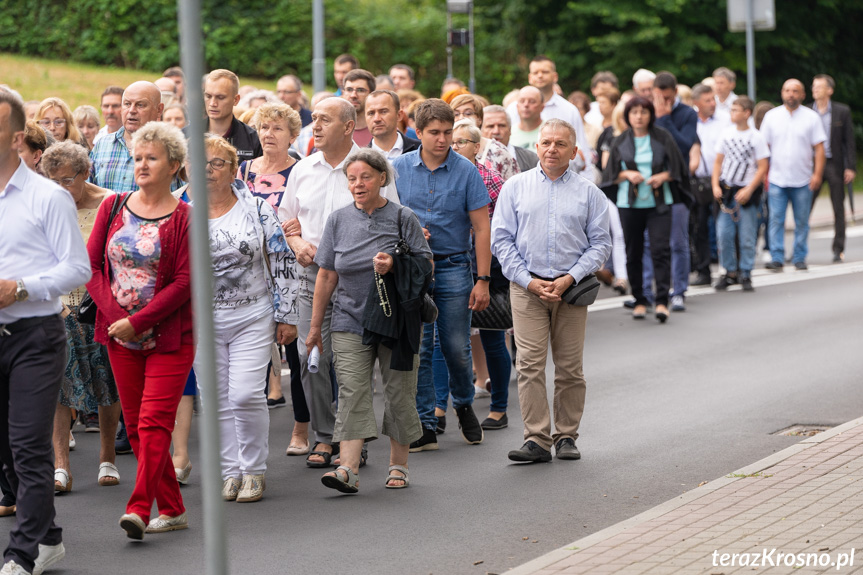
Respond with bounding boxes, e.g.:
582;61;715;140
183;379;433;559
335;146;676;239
509;417;863;575
802;191;863;230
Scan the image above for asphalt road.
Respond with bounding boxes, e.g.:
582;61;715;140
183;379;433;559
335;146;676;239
2;226;862;575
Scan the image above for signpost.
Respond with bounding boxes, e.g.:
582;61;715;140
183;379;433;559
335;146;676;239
727;0;775;100
446;0;475;93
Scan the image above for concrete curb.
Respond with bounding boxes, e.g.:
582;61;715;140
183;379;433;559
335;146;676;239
506;415;863;575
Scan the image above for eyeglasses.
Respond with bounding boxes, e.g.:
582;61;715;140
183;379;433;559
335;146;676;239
205;158;228;170
50;175;79;187
343;87;369;95
277;90;300;95
38;119;67;128
452;139;478;148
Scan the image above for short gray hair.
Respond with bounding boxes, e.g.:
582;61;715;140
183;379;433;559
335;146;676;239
453;118;482;143
712;67;736;83
538;118;576;147
41;140;91;177
342;149;393;187
131;121;188;169
632;68;656;88
482;104;510;127
691;83;713;101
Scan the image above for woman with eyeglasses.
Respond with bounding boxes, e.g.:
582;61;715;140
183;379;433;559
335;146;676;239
38;142;123;494
199;134;298;503
449;94;518;182
85;122;193;539
35;98;86;148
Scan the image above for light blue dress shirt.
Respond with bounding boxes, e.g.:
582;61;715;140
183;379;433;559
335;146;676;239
491;166;611;289
392;147;489;255
0;161;92;323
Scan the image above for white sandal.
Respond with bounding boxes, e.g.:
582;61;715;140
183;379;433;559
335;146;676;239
54;468;73;493
98;462;120;486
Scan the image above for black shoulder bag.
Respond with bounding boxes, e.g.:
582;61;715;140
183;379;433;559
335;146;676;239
77;193;131;325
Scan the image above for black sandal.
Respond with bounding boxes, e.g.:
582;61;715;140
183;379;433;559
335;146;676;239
306;444;334;468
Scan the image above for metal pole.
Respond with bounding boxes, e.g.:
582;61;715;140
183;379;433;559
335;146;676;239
177;2;227;574
312;0;326;93
745;0;756;100
468;3;475;93
446;11;453;80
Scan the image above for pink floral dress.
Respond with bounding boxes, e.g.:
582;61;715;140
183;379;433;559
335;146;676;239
108;207;171;350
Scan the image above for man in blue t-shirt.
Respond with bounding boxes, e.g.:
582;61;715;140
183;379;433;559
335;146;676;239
392;99;491;452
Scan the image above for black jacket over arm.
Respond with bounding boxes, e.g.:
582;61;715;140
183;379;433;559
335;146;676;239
828;101;857;172
601;126;693;209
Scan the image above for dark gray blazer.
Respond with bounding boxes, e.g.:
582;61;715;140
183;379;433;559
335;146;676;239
811;101;857;171
513;145;539;173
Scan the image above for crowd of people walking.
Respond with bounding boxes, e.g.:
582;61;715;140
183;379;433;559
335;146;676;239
0;50;855;575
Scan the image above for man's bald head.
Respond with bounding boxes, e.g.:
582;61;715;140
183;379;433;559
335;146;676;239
122;81;164;134
317;97;356;126
312;97;356;155
517;85;544;122
781;78;806;110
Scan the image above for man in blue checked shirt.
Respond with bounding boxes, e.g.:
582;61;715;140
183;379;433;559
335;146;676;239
492;118;611;464
392;99;491;453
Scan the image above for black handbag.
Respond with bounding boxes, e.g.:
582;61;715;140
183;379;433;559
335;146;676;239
77;193;130;325
690;176;714;206
471;255;512;330
561;274;601;307
394;207;438;324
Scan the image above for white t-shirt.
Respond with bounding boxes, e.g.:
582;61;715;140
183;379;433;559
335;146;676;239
209;201;271;326
695;114;731;178
717;127;771;187
759;105;827;188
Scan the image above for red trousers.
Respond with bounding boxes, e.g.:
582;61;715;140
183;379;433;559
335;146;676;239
107;340;194;522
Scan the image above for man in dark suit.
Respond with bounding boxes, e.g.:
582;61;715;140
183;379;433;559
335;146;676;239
481;105;539;174
811;74;857;261
365;90;420;159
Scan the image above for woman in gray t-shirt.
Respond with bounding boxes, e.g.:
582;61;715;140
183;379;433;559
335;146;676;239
308;149;431;493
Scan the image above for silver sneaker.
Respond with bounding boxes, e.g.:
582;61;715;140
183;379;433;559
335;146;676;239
236;473;266;503
671;294;686;312
146;512;188;533
32;542;65;575
222;477;241;501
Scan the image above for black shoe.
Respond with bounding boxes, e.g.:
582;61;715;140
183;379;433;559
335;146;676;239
115;422;132;455
84;412;100;433
714;274;738;291
691;272;711;286
623;298;637;309
555;438;581;460
765;261;784;272
508;440;552;463
267;396;286;409
741;277;754;292
794;261;808;271
409;428;439;452
435;415;446;435
833;251;844;263
455;405;483;445
480;413;508;430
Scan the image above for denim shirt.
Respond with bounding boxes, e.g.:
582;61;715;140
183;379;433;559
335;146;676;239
392;147;489;255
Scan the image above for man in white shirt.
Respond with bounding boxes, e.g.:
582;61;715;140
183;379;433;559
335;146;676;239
366;90;420;159
506;56;588;152
278;98;399;468
692;83;730;285
481;105;538;173
92;86;123;145
712;67;739;123
760;79;827;271
0;90;91;575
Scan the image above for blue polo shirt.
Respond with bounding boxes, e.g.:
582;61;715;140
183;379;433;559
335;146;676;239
392;147;489;255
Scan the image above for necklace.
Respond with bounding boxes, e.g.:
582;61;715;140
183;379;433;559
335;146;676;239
375;271;392;317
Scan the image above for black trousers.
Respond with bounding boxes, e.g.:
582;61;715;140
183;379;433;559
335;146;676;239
693;202;714;275
0;315;65;572
811;159;847;254
620;207;672;307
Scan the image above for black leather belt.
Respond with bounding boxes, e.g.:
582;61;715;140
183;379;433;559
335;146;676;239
433;251;468;261
0;315;58;336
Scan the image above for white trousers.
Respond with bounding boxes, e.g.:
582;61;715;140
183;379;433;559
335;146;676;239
196;312;274;479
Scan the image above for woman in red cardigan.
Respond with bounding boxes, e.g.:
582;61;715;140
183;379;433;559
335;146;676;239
86;122;193;540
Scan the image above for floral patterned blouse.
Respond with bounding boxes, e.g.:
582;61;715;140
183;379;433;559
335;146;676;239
477;137;518;183
108;207;171;350
238;161;296;211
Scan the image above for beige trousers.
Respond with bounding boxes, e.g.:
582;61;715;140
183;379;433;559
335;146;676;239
510;282;588;451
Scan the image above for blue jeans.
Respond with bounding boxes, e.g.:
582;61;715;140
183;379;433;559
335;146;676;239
716;199;759;277
642;203;690;301
768;184;811;264
416;254;474;431
433;329;511;414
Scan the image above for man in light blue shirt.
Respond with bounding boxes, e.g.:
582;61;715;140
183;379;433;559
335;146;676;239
0;90;90;575
492;118;610;464
392;99;491;452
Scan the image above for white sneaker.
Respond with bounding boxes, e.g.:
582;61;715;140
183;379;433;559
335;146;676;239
474;382;491;399
671;295;686;312
33;542;65;575
1;560;30;575
146;512;188;533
